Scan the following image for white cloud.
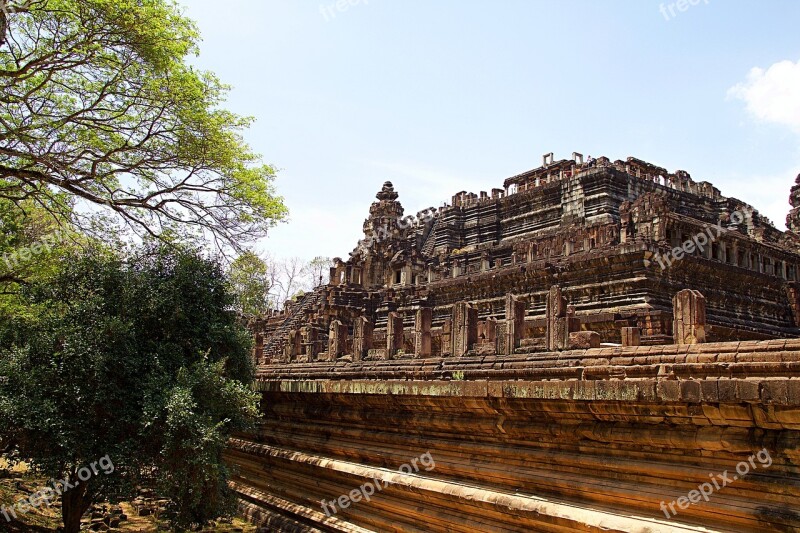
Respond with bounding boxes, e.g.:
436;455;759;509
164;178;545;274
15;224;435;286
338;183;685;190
728;58;800;132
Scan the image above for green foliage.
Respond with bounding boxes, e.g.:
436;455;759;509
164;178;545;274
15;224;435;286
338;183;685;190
0;244;259;531
306;256;334;287
0;193;83;318
157;357;259;530
228;251;271;317
0;0;287;250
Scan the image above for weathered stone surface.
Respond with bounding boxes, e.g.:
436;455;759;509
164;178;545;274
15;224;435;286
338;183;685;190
546;285;568;351
353;316;373;362
328;320;347;361
452;301;477;356
621;327;641;347
505;294;526;352
673;289;706;345
386;312;403;359
241;157;800;532
569;331;601;349
253;161;800;366
233;341;800;533
414;308;432;357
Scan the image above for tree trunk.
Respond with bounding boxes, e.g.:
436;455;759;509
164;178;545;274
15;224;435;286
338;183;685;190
61;477;91;533
0;9;7;47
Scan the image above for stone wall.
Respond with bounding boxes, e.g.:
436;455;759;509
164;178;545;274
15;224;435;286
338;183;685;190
228;340;800;532
253;156;800;365
240;156;800;531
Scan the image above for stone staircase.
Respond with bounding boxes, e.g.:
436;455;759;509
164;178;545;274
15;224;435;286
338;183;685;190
420;216;441;257
259;287;324;363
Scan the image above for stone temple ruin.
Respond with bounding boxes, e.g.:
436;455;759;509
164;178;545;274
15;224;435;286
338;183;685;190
232;154;800;532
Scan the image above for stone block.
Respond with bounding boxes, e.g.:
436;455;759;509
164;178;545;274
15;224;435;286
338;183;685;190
415;308;432;357
621;327;641;347
569;331;601;349
387;312;404;359
353;317;373;362
673;289;706;345
657;380;681;402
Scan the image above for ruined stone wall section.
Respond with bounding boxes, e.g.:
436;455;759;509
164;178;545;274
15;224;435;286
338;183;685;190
252;159;800;364
234;340;800;532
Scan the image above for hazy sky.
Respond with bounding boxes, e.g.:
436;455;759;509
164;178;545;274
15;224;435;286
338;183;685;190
181;0;800;262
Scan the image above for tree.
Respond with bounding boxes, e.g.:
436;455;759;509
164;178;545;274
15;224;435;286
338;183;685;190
254;255;333;311
0;0;287;251
304;256;333;288
268;256;306;307
0;192;87;316
228;251;271;317
0;244;259;532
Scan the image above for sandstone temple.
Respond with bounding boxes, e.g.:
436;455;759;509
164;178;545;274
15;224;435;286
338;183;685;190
231;154;800;532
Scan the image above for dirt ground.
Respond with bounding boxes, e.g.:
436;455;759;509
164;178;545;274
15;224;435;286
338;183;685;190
0;462;256;533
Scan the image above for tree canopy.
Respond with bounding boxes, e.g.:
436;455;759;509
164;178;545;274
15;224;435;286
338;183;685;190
0;244;259;532
0;0;287;251
228;250;271;317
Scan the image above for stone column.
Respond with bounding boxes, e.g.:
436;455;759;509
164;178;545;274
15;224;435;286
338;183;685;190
352;317;373;362
254;333;264;365
786;282;800;327
452;301;478;357
285;329;301;362
415;308;432;357
485;317;497;352
303;326;318;362
546;285;569;351
441;318;452;356
673;289;706;345
328;320;347;360
621;327;641;347
505;294;526;354
386;312;404;359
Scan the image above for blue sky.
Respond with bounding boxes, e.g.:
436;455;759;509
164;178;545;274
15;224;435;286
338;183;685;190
181;0;800;262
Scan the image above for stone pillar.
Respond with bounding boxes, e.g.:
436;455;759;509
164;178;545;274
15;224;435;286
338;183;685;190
414;308;432;357
505;294;526;354
254;333;264;365
328;320;347;360
386;312;404;359
452;301;478;357
621;327;641;347
485;317;497;351
566;306;581;333
441;318;452;356
302;326;318;362
546;285;569;351
673;289;706;345
786;282;800;327
353;317;373;362
284;329;301;362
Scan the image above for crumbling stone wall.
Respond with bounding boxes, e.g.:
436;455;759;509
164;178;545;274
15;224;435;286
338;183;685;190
253;155;800;364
